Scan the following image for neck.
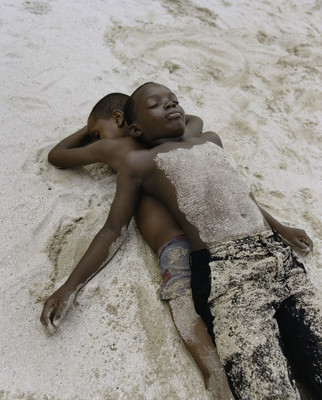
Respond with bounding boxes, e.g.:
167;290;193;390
147;134;185;148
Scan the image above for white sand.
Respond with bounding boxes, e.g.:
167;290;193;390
1;0;321;399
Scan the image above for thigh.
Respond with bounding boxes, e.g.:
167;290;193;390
276;283;322;399
210;282;299;400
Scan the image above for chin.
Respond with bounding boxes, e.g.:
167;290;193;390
171;127;185;137
172;131;184;138
168;122;185;135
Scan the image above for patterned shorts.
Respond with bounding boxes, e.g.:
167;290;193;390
158;234;192;300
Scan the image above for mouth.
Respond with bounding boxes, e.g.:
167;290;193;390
166;111;182;120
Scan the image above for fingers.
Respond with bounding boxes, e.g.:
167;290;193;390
286;228;313;253
296;239;311;253
52;292;76;327
52;305;66;329
40;299;67;333
298;229;313;250
294;231;313;253
40;297;65;333
303;235;313;250
40;301;57;334
45;319;57;335
40;291;76;334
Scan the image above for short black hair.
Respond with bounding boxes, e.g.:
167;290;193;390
124;82;154;125
89;92;129;121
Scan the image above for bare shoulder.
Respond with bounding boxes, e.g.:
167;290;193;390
96;138;121;152
87;138;122;163
122;148;152;176
202;131;223;148
95;137;144;165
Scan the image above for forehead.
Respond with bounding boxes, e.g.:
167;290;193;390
135;83;176;103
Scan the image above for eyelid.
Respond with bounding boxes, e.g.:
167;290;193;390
147;103;158;109
147;97;178;108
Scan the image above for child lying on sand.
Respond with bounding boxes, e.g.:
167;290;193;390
41;92;233;399
121;82;321;400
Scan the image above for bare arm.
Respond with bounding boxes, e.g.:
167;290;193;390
250;193;313;252
40;165;141;333
48;126;91;166
48;126;116;168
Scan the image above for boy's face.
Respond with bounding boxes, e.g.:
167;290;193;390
87;111;128;140
130;83;186;144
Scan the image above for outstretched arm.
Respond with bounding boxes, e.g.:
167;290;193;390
250;193;313;252
40;166;141;333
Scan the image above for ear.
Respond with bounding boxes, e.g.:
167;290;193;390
111;109;125;127
128;123;143;138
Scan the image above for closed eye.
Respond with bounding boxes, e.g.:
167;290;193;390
147;103;159;109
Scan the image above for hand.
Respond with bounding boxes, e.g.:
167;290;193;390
280;226;313;253
40;283;77;334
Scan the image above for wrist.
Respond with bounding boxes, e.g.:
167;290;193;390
63;278;81;294
275;223;290;238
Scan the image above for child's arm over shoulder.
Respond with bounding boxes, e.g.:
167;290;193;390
184;114;203;137
48;127;117;168
48;126;90;167
40;158;142;333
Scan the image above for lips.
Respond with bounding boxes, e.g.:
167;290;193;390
166;111;182;120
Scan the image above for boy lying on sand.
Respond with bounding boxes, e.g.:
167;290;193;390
122;82;321;400
41;92;233;399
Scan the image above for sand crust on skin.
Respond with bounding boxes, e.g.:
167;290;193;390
0;0;321;399
155;142;268;246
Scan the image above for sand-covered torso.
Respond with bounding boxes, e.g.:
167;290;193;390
154;141;268;247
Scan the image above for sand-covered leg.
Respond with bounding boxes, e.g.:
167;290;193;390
201;233;305;399
276;283;322;399
210;279;301;399
169;296;233;400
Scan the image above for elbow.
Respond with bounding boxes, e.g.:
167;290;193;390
48;148;58;165
47;149;57;166
48;148;67;168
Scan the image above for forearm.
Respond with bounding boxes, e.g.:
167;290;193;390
41;168;140;332
48;126;90;167
258;205;286;234
251;193;313;251
249;193;284;233
64;225;127;293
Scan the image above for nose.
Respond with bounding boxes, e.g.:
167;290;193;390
164;100;176;109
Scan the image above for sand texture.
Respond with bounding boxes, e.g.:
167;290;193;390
1;1;321;399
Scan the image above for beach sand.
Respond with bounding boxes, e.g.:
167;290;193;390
1;0;321;399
